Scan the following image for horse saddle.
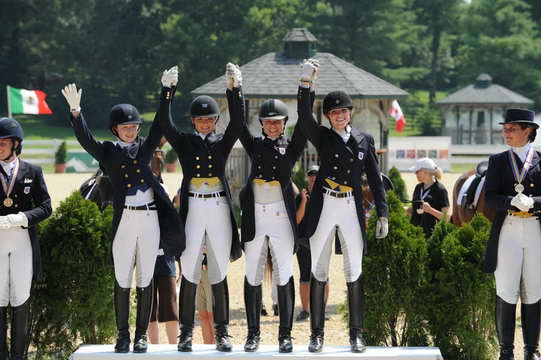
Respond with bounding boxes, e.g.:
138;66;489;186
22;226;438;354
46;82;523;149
460;161;488;210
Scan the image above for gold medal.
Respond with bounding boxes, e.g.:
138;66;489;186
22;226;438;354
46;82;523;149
3;197;13;207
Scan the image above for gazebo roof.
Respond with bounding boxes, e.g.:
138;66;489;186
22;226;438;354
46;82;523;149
436;74;533;106
192;29;407;100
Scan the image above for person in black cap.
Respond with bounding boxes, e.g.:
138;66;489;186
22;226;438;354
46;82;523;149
484;108;541;360
297;59;388;353
158;64;242;353
230;69;313;353
0;118;51;360
61;76;184;354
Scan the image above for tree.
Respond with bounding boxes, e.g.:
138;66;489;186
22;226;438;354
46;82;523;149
457;0;541;106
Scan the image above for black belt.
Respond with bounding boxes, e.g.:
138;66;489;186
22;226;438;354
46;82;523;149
124;202;157;211
188;191;226;199
323;187;353;198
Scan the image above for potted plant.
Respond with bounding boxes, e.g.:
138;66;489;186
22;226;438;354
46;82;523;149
164;148;178;172
54;141;67;173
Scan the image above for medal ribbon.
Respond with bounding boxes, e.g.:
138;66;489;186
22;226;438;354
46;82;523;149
508;147;535;185
420;187;431;201
0;158;19;200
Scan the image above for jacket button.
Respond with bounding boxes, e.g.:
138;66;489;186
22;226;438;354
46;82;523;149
124;174;129;178
344;181;348;184
127;184;132;188
136;169;140;173
197;165;201;169
133;160;137;164
335;154;339;158
15;204;18;208
140;179;144;184
350;158;354;162
531;184;535;187
333;166;338;170
196;156;200;160
347;170;351;174
121;165;126;169
258;166;261;169
208;156;212;159
209;165;213;168
331;177;336;180
196;174;200;177
274;156;278;159
208;173;212;176
272;166;276;170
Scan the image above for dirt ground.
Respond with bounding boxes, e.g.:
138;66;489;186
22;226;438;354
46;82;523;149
44;172;526;357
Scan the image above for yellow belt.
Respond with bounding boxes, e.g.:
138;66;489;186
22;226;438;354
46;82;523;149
507;210;536;218
253;179;280;187
324;178;353;192
190;177;221;189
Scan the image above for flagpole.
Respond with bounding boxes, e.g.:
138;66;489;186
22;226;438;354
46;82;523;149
6;85;11;118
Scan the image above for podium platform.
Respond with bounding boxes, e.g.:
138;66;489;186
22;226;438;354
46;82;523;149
70;345;443;360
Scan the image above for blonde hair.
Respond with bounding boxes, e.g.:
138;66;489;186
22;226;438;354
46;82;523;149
432;167;443;180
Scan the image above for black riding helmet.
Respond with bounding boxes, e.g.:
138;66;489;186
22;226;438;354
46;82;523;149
0;117;24;157
190;95;220;119
322;91;353;116
259;99;288;124
108;104;142;137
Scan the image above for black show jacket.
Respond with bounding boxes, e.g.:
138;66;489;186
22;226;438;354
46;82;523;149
158;86;242;262
229;87;311;250
297;86;388;252
484;149;541;273
70;95;185;257
0;160;52;280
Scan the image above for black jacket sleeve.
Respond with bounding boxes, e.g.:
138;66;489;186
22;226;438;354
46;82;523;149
484;154;513;211
158;86;185;150
70;113;106;162
227;86;255;155
220;87;243;154
364;135;388;218
297;86;321;150
23;166;52;227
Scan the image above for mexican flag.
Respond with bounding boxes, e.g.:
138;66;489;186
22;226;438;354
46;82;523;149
7;85;53;115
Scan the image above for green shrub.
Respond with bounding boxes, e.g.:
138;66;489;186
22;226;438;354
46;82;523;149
164;148;178;164
422;215;497;360
388;166;408;201
344;191;429;346
32;192;116;358
54;141;67;164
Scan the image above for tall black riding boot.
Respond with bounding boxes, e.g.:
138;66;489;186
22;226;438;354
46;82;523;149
244;278;261;352
10;300;31;360
0;307;7;360
114;282;131;353
212;278;232;352
496;296;516;360
133;282;153;353
347;275;367;353
522;300;541;360
308;275;326;353
177;276;197;352
277;277;295;353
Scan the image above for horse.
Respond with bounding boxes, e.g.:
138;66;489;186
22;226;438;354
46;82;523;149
451;161;495;226
80;146;166;211
361;172;394;225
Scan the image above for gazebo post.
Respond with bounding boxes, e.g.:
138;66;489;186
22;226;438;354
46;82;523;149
469;108;473;144
489;106;494;144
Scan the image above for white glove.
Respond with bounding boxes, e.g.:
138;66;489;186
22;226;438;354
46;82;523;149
8;213;28;227
299;58;320;83
61;83;82;112
161;66;179;88
226;63;242;89
0;216;10;230
375;217;389;239
511;193;534;212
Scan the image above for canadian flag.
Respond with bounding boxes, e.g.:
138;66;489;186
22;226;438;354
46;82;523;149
389;100;406;132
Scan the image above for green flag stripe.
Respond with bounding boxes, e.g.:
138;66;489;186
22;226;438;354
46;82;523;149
8;86;24;114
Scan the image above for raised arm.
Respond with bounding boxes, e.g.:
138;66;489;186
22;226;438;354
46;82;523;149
221;63;244;154
61;83;106;162
297;59;321;149
145;67;180;151
158;66;184;148
287;86;315;163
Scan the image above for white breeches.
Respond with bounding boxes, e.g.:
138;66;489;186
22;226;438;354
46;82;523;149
181;196;232;285
245;201;295;287
112;209;160;288
495;215;541;304
310;193;364;283
0;228;32;307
